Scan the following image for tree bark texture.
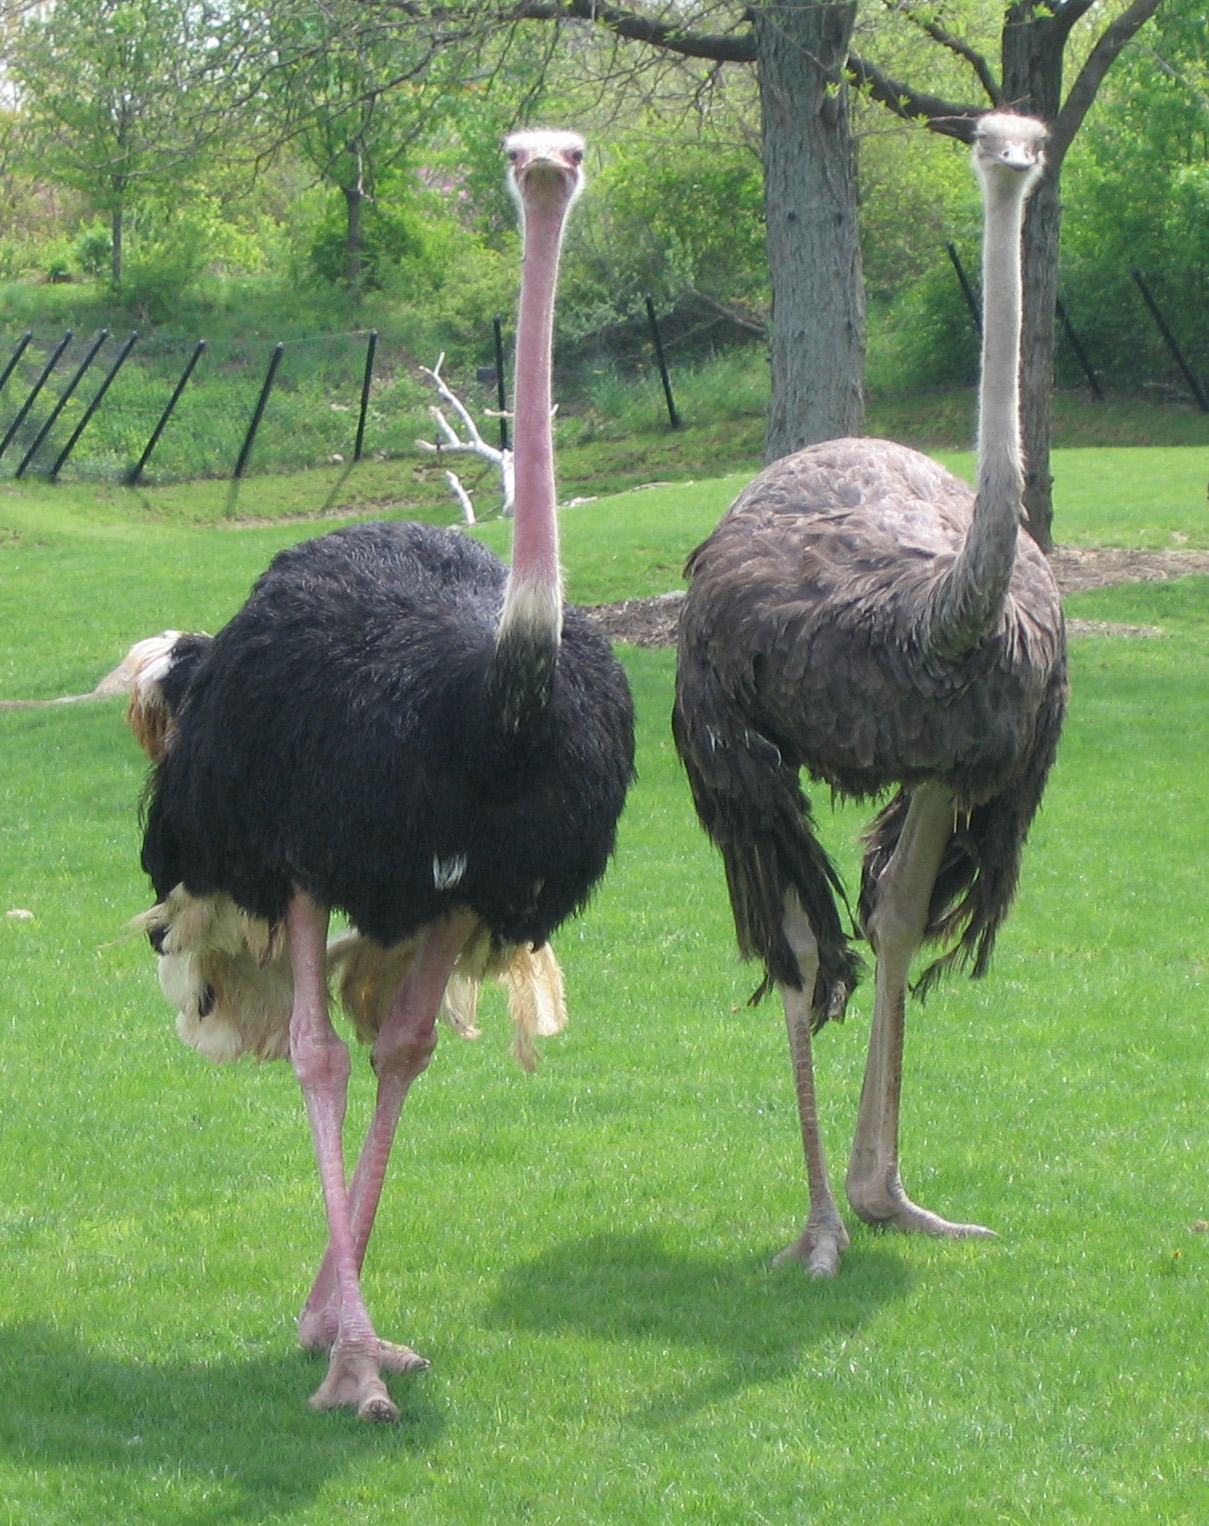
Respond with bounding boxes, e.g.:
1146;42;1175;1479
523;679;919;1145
755;0;865;464
343;181;364;290
111;203;124;288
1000;3;1082;552
343;138;367;292
1016;172;1061;551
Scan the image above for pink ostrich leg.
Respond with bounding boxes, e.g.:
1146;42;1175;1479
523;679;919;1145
296;910;476;1379
287;892;472;1419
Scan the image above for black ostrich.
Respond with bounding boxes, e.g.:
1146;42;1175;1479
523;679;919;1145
129;131;635;1419
673;112;1067;1277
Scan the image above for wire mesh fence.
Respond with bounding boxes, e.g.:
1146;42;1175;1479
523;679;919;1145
7;263;1207;492
0;327;420;485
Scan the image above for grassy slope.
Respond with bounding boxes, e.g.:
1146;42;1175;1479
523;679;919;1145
3;432;1207;702
1;447;1207;1521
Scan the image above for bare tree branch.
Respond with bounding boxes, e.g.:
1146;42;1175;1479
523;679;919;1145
899;7;1001;104
507;0;756;63
415;354;514;521
846;50;984;141
1051;0;1164;161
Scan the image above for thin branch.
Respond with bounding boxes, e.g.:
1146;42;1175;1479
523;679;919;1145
507;0;756;63
906;12;1001;105
444;469;478;524
846;51;985;141
415;355;514;520
1051;0;1164;162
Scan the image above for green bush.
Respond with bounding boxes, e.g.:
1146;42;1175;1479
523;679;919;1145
869;265;980;396
562;134;767;339
308;195;426;290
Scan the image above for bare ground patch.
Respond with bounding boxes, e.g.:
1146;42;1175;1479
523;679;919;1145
587;545;1209;648
1;545;1202;710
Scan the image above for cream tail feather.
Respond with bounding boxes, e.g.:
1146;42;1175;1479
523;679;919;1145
132;889;567;1072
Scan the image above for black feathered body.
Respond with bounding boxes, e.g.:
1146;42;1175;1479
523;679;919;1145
673;438;1067;1016
142;520;635;953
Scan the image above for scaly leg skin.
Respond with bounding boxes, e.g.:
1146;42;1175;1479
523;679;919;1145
296;1150;430;1377
845;785;995;1241
771;893;850;1278
292;907;476;1409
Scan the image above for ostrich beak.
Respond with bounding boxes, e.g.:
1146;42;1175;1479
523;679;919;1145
505;131;587;202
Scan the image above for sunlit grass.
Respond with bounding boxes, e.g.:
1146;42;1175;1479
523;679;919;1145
1;467;1207;1521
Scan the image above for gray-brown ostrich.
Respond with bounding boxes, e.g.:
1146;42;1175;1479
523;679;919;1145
127;131;635;1418
673;112;1067;1277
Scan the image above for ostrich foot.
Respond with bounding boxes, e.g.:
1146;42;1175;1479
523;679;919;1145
847;1174;996;1240
771;1214;851;1278
299;1308;429;1375
308;1342;425;1422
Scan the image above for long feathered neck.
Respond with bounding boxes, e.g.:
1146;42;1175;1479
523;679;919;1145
930;145;1033;658
490;167;573;733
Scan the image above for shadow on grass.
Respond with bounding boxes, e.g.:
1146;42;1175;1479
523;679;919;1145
0;1321;442;1522
487;1229;911;1424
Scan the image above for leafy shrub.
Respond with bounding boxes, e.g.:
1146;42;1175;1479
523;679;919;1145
562;134;767;339
74;223;113;278
870;264;980;395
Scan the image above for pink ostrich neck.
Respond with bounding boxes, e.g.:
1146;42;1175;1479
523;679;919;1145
501;189;568;640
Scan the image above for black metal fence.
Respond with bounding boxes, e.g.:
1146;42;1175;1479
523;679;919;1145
0;327;405;486
3;263;1207;488
944;248;1209;412
0;301;689;489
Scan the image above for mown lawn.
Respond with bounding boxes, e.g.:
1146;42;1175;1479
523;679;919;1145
0;448;1206;1523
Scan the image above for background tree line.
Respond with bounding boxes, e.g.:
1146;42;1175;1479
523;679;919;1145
1;0;1207;534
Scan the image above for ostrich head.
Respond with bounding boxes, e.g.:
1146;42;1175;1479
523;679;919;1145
971;111;1047;197
504;130;586;227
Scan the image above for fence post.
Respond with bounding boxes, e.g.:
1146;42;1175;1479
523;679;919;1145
945;242;982;336
0;329;74;462
492;315;509;451
1055;298;1104;402
1131;269;1209;412
17;328;109;478
234;342;285;479
51;330;139;481
127;338;207;486
0;331;34;396
644;294;681;429
353;329;377;462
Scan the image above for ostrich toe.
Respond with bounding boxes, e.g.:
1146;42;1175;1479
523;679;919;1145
300;1309;429;1375
308;1343;409;1421
772;1213;851;1278
847;1172;997;1240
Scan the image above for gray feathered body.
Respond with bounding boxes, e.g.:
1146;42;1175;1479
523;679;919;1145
673;437;1067;1018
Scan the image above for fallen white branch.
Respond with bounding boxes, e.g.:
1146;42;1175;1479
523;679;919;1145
415;353;514;522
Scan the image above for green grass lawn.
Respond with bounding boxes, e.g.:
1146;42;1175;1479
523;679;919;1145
1;456;1207;1522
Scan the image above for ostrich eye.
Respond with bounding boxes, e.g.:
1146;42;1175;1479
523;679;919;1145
567;148;584;166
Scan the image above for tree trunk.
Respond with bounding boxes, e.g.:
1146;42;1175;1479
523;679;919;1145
1017;172;1061;551
111;202;123;288
1001;2;1082;552
343;181;364;290
755;0;865;464
342;138;367;294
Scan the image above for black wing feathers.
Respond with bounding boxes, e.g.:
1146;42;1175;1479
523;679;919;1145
142;521;635;950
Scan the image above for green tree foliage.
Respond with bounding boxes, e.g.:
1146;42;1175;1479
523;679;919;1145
1060;1;1209;391
9;0;243;287
569;133;766;327
263;2;449;293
